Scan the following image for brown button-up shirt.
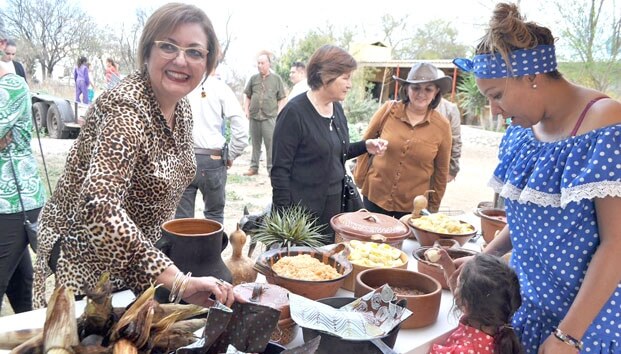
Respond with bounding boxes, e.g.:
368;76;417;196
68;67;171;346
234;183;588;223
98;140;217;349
359;101;451;212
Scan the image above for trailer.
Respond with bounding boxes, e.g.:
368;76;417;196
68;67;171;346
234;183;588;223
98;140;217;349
31;92;88;139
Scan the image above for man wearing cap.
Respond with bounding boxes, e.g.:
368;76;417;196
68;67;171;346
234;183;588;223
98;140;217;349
354;62;452;217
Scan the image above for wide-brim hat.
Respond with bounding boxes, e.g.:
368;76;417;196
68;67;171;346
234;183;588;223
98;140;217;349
393;62;452;95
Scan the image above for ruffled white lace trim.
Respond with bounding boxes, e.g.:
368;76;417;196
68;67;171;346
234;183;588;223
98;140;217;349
488;177;621;208
562;180;621;207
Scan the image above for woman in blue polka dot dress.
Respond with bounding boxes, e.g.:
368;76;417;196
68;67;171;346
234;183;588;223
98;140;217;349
454;3;621;353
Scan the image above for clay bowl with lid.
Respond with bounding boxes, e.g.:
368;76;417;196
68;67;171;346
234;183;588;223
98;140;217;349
254;246;352;300
474;207;507;244
399;214;477;247
331;209;412;249
354;268;442;329
413;246;479;289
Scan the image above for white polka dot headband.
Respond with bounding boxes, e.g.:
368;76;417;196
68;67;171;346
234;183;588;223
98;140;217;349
453;45;557;79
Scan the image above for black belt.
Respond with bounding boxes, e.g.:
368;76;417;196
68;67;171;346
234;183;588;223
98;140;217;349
194;147;222;156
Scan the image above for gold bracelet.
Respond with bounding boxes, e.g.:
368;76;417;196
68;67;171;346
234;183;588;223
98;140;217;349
168;271;184;303
175;272;192;304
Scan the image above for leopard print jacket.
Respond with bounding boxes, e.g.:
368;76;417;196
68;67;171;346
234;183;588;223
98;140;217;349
33;71;196;308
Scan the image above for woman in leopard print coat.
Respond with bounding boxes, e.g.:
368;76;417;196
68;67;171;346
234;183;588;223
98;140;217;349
33;3;235;309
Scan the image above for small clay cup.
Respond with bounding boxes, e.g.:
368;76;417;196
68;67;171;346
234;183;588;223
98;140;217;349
413;247;479;289
474;208;507;244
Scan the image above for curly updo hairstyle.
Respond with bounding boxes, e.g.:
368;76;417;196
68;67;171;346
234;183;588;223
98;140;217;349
476;2;562;79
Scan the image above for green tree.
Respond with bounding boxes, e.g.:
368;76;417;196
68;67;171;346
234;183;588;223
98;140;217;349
399;19;469;60
554;0;621;92
275;30;335;85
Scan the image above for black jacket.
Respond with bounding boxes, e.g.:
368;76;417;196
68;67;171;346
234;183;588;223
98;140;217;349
271;93;366;216
13;61;26;82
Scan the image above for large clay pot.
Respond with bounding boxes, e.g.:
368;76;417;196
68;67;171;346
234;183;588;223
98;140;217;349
155;218;232;303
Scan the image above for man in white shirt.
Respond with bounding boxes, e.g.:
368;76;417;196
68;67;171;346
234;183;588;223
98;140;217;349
287;61;309;101
175;73;249;224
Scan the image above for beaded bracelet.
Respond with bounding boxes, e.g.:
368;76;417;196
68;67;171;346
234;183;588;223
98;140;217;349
552;327;583;350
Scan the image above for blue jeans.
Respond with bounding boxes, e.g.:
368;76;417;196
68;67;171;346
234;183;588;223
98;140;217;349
175;154;227;225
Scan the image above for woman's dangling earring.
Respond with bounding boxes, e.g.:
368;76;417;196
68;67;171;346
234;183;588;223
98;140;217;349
201;84;206;98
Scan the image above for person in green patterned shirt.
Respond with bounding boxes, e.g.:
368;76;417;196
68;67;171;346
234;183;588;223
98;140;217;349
0;17;46;313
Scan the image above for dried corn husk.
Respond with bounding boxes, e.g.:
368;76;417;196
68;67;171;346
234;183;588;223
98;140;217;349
0;329;42;350
73;343;111;354
151;330;197;352
110;285;158;348
78;273;114;337
43;286;79;354
8;331;43;354
112;339;137;354
153;303;208;323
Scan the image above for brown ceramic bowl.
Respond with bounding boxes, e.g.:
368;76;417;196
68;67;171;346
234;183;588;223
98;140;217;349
475;208;507;244
400;215;477;247
340;241;409;292
354;268;442;329
413;247;479;289
255;247;353;300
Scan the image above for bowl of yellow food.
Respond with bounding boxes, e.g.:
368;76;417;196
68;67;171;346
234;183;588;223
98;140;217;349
254;246;353;300
340;240;408;292
400;213;477;247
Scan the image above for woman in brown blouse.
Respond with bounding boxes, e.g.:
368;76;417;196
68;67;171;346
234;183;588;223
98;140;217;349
33;4;235;309
355;62;452;218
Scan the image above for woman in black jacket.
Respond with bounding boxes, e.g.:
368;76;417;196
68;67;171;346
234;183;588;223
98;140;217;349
271;45;387;242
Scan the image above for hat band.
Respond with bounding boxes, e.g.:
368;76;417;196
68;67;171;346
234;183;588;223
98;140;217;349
453;45;557;79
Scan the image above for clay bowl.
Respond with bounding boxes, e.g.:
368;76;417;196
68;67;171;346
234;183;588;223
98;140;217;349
354;268;442;329
413;247;479;289
255;246;352;300
300;297;402;354
341;241;409;292
400;215;477;247
474;208;507;244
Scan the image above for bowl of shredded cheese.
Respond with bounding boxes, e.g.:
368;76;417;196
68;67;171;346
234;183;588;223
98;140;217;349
255;246;353;300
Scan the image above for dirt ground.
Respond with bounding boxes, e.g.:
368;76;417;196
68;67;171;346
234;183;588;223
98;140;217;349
0;125;502;316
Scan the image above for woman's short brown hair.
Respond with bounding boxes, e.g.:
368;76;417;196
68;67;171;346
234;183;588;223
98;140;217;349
137;3;220;75
307;45;357;90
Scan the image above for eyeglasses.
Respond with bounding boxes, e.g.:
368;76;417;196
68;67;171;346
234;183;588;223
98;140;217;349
409;85;438;95
153;41;208;63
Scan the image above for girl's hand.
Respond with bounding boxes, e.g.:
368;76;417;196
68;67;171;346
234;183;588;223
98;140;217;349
181;276;236;308
366;138;388;155
538;334;580;354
